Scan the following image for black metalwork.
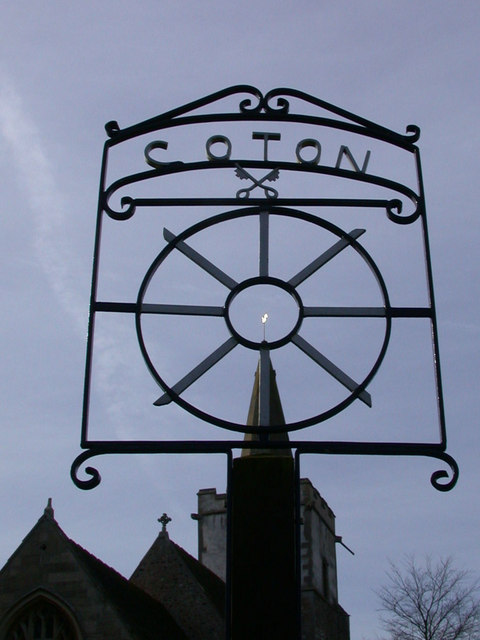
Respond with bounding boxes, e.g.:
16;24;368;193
72;86;457;492
135;208;388;431
235;164;280;199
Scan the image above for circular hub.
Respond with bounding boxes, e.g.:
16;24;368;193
225;277;303;349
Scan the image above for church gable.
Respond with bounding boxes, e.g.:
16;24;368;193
0;505;186;640
130;525;225;640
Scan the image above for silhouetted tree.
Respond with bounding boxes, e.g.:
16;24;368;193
378;557;480;640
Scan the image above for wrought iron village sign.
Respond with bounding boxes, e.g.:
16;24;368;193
72;86;458;491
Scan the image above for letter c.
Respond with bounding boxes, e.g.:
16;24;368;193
145;141;170;167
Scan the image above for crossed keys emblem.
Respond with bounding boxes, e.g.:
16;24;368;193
235;163;279;199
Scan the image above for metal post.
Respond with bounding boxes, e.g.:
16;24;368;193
230;454;298;639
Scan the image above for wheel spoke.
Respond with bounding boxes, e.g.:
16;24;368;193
259;210;269;277
291;334;372;407
153;337;238;405
288;228;365;288
164;228;238;289
141;303;224;316
304;306;385;317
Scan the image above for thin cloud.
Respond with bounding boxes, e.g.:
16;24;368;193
0;78;175;443
0;71;85;333
0;73;138;438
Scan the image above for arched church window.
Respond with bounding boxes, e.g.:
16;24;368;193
4;599;78;640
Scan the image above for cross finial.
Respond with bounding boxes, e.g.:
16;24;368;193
158;513;172;533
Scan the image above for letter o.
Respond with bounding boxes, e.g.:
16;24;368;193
206;135;232;161
296;138;321;165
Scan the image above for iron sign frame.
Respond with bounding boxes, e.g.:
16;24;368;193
72;86;458;491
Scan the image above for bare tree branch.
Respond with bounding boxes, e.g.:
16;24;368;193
377;557;480;640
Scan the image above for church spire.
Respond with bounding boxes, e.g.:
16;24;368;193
242;350;291;457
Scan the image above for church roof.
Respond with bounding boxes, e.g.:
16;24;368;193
0;503;188;640
130;527;225;640
69;536;188;639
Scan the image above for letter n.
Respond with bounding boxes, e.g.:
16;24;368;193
335;145;371;173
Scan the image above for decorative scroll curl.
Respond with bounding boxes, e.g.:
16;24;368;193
105;120;121;138
262;89;290;114
385;199;420;224
238;89;266;114
70;451;102;490
104;195;136;221
238;88;289;115
429;452;459;492
405;124;421;143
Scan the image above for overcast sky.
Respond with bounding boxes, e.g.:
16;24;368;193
1;3;479;639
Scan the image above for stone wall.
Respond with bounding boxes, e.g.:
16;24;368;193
192;488;227;581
